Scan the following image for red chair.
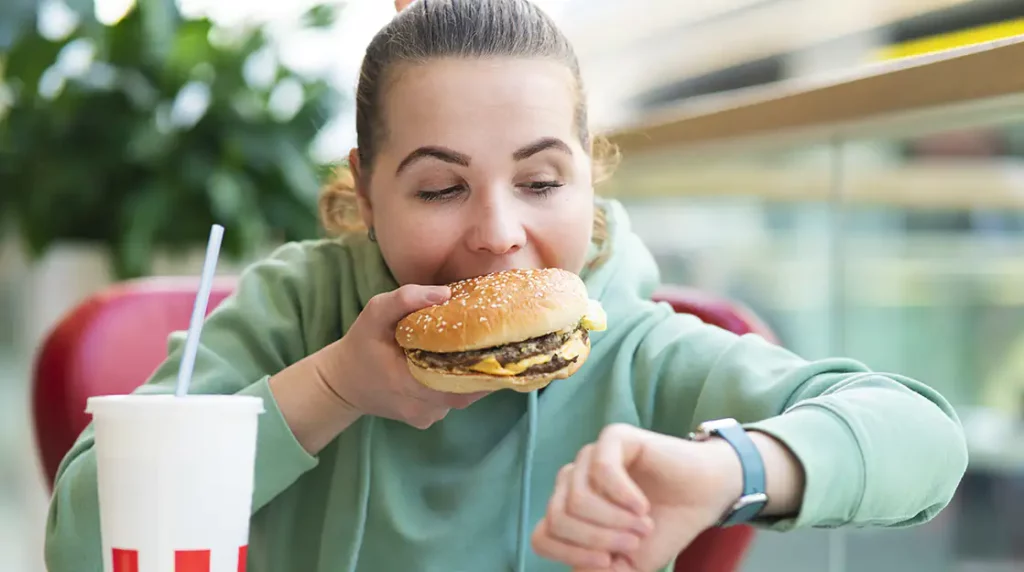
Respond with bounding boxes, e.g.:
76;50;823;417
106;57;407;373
33;278;778;572
32;277;237;487
652;286;779;572
652;286;779;346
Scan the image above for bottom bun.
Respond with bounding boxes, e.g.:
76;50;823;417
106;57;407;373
406;340;590;394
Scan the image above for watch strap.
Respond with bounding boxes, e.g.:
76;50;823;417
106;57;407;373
709;423;768;526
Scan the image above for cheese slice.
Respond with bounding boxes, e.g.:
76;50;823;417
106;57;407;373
469;353;554;376
467;332;589;377
581;299;607;332
556;334;588;361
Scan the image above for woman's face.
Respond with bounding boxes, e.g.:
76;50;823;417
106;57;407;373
353;58;595;287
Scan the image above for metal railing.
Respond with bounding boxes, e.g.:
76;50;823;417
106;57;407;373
607;35;1024;154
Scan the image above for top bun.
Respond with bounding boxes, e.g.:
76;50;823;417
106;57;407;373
396;268;589;353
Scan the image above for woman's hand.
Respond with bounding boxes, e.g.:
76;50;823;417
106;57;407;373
317;284;488;429
531;424;746;572
395;0;414;11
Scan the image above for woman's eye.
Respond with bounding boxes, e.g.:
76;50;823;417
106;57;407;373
416;185;465;202
521;181;564;197
416;181;563;202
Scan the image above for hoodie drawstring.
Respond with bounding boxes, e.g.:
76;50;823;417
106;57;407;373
515;390;539;572
346;417;375;572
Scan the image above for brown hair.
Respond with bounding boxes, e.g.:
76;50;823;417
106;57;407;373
319;0;619;263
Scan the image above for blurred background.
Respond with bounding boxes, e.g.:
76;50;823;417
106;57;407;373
3;0;1024;570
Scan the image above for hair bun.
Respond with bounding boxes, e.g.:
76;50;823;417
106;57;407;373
318;166;364;235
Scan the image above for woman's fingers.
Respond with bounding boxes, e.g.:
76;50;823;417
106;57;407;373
568;554;638;572
568;446;653;536
535;432;663;570
611;553;639;572
532;516;612;570
368;284;450;333
545;462;644;555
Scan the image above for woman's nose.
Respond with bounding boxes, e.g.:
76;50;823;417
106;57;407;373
467;196;527;256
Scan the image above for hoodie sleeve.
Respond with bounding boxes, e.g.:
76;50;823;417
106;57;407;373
631;305;968;531
44;242;343;572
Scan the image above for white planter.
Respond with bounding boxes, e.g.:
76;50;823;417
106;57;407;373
18;242;115;356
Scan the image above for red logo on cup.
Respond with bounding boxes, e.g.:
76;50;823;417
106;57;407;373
111;546;248;572
112;549;138;572
175;550;210;572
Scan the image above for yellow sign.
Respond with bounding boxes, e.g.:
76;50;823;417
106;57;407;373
876;18;1024;61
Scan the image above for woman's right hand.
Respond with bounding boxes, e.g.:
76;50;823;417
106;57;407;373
318;284;488;429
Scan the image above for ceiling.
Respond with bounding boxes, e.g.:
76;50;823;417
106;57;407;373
558;0;981;129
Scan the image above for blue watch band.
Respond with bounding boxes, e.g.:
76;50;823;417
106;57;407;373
691;419;768;527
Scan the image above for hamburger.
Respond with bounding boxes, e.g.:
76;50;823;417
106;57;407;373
395;268;607;394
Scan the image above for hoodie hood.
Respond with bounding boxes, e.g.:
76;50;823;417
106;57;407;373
581;198;662;308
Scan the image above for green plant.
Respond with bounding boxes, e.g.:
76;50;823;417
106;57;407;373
0;0;343;278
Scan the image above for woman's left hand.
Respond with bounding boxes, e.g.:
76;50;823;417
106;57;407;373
531;423;745;572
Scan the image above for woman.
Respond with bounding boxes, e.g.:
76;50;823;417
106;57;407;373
45;1;968;571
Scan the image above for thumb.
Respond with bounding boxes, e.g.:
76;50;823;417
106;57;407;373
395;0;415;12
367;284;451;328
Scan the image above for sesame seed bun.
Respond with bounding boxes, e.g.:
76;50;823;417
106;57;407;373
395;268;589;353
394;268;600;394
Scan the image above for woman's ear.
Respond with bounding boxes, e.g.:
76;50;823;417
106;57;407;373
349;148;374;230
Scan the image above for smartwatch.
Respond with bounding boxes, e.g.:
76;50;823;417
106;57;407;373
689;418;768;527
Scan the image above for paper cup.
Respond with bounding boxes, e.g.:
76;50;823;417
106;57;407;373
87;395;264;572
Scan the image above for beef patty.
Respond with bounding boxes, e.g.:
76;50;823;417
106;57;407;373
406;326;587;377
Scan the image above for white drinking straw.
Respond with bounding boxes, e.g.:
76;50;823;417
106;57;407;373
175;224;225;397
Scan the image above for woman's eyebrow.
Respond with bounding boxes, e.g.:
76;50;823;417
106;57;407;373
513;137;572;161
394;137;571;175
396;146;471;174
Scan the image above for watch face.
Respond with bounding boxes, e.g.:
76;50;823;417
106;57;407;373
698;418;741;434
731;492;769;512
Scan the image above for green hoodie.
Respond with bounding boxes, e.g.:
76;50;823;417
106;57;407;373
45;199;968;572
